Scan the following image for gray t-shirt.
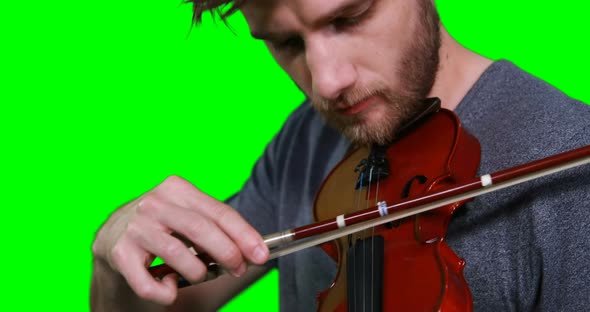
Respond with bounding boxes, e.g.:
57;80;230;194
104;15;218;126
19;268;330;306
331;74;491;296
229;60;590;311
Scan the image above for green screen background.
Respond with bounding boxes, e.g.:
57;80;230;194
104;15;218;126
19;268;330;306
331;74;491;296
1;0;588;310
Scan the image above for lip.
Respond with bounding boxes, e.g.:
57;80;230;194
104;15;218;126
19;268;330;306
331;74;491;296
338;96;375;116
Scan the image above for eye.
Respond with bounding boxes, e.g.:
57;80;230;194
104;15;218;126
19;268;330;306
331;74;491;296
331;0;375;31
272;36;305;54
332;16;362;29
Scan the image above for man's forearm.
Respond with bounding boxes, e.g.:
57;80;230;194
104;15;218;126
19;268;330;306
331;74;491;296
91;258;270;312
90;258;163;312
166;265;270;312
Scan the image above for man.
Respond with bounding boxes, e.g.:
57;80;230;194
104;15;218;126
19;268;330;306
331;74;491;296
91;0;590;311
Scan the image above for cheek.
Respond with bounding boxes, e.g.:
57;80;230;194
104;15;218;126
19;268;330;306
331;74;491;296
349;6;413;83
266;43;311;92
372;1;413;51
274;54;312;96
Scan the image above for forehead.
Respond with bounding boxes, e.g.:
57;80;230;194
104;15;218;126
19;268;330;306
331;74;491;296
240;0;366;32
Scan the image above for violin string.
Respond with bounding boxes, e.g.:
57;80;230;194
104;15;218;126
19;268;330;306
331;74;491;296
353;169;365;311
371;167;381;312
363;166;372;312
362;166;373;312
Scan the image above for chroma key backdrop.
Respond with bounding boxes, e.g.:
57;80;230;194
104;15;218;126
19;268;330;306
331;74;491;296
0;0;588;311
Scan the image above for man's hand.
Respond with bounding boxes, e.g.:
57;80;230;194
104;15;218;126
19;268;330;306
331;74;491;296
91;176;269;306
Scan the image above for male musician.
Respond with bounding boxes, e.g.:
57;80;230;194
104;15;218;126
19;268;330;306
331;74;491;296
91;0;590;311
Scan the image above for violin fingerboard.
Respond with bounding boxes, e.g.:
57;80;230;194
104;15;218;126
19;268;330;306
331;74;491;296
346;236;384;312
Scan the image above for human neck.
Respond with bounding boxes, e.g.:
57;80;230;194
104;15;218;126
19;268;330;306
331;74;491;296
427;27;493;111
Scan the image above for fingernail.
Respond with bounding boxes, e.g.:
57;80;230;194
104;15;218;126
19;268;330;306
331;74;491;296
253;244;268;263
232;262;247;277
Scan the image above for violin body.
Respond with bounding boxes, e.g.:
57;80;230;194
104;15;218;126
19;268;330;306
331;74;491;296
313;107;479;311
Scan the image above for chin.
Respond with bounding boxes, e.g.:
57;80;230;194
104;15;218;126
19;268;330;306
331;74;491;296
344;105;402;145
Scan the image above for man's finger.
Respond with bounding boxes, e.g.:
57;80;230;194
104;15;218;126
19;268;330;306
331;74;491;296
113;237;178;305
155;205;249;277
128;215;208;283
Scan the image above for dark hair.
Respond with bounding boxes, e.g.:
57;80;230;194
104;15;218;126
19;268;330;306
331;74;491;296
184;0;246;24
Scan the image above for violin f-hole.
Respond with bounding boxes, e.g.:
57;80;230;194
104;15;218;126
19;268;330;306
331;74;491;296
401;175;428;198
385;175;428;229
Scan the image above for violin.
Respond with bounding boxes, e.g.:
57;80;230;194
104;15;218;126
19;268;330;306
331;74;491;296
312;98;475;311
149;98;590;311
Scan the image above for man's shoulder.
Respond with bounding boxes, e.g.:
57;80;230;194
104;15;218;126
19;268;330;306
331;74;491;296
458;60;589;128
456;60;589;171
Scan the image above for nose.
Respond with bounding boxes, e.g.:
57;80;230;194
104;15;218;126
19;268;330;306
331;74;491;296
305;38;357;101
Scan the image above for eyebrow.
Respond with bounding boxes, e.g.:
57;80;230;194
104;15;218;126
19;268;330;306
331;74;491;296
250;0;372;41
251;30;297;42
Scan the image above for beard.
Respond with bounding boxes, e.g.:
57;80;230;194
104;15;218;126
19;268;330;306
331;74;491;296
311;0;441;146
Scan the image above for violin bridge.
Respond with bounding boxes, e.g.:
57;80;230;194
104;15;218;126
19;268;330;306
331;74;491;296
355;145;390;189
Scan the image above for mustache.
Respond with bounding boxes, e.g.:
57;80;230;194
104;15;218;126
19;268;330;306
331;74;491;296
311;86;389;112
